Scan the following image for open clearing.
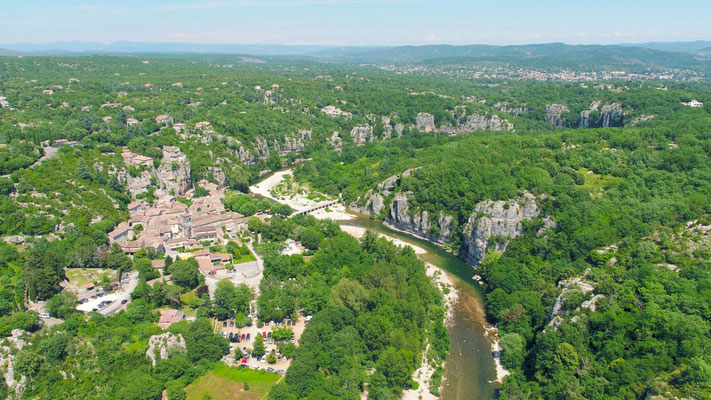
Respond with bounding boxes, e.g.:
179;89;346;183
185;362;281;400
64;268;117;288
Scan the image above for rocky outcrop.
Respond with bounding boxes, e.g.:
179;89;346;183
601;103;624;127
548;276;595;320
381;117;393;139
255;137;270;159
1;330;28;399
628;114;654;127
156;146;192;196
387;193;454;244
440;114;513;135
493;102;528;115
328;131;343;153
207;167;226;187
350;125;374;145
146;333;187;367
395;123;404;136
274;130;311;155
356;191;385;216
416;112;436;132
578;101;600;128
461;193;541;264
545;104;569;128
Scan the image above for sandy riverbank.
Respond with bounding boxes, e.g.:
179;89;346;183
339;225;427;255
485;325;510;384
402;263;457;400
250;169;354;221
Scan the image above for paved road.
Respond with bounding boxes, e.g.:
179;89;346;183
75;271;139;315
3;146;61;179
102;271;139;315
34;146;59;167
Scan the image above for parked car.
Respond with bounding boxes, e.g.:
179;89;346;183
246;333;250;340
266;367;275;372
121;299;128;304
223;321;227;328
39;312;50;318
262;332;266;338
261;355;266;362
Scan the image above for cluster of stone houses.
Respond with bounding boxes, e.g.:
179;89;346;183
109;174;248;256
122;151;153;168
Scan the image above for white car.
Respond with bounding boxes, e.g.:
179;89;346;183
261;355;267;362
39;312;50;318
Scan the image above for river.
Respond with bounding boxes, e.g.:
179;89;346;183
250;168;498;399
341;216;498;400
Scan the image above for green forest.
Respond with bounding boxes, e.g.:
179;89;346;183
1;51;710;400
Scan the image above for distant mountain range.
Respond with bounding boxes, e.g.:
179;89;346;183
1;40;710;57
0;41;338;56
1;41;709;74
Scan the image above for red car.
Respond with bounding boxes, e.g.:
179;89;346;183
262;332;266;338
241;334;246;340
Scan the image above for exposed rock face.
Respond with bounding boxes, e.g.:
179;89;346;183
493;102;528;115
578;101;600;128
461;193;541;264
386;193;453;244
156;146;192;196
394;123;404;137
350;125;374;145
378;175;399;192
578;110;592;129
1;330;28;399
328;131;343;153
545;104;569;128
274;130;311;155
549;276;595;320
146;333;187;367
381;117;393;139
254;137;270;159
207;167;226;187
235;143;252;164
601;103;624;127
416;112;436;132
356;191;385;216
628;114;654;127
441;114;514;135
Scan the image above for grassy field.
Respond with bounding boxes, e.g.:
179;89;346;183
65;268;117;288
185;362;281;400
233;251;256;264
578;168;625;197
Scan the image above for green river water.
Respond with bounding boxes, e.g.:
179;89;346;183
340;216;498;400
251;168;498;399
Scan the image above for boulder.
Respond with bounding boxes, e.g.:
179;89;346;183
146;333;187;367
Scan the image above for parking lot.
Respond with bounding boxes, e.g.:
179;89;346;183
216;316;308;372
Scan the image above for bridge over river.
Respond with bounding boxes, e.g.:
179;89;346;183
290;200;339;217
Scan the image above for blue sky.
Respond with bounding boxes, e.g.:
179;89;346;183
2;0;710;46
